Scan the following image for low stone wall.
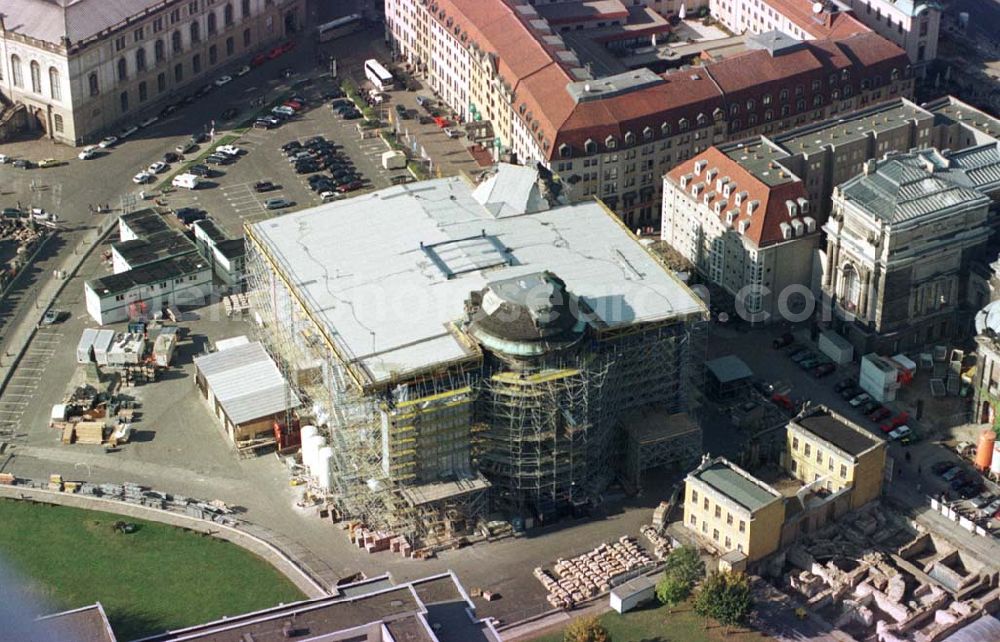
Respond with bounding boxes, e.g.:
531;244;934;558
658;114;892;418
0;484;327;599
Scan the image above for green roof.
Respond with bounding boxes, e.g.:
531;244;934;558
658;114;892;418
694;462;779;513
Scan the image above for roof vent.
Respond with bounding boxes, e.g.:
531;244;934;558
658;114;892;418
791;219;805;236
706;168;718;182
803;216;817;233
725;210;738;227
694;160;707;175
747;199;760;214
738;219;751;234
780;222;792;240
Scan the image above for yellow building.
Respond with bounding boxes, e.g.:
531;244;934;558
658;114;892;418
785;406;887;510
683;457;785;563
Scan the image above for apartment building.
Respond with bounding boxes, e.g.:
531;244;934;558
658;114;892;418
683;456;785;563
711;0;871;41
662;147;819;322
0;0;303;145
711;0;938;73
839;0;940;72
385;0;911;230
824;146;1000;353
785;406;886;509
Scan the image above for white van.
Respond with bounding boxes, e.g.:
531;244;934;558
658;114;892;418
172;173;201;190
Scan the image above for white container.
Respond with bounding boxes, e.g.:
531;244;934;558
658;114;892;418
76;328;99;363
172;173;201;190
302;434;325;473
92;329;116;366
316;446;334;490
991;442;1000;476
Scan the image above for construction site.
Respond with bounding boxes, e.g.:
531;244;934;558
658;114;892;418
243;164;708;549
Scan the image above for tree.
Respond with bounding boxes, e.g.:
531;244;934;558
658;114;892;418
693;570;754;628
655;573;691;606
662;546;705;587
564;615;610;642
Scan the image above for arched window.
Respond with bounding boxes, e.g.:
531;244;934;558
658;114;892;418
155;39;165;62
117;58;128;81
48;67;61;100
172;30;183;53
224;3;234;26
88;72;99;96
30;60;41;93
11;55;23;88
136;47;147;72
241;0;250;17
207;12;217;35
841;265;861;312
190;21;200;43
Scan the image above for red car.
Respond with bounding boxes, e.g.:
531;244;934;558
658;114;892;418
869;407;892;422
267;46;284;60
283;100;304;111
812;363;836;378
433;116;449;128
886;412;909;429
771;393;795;411
278;41;296;54
251;53;268;67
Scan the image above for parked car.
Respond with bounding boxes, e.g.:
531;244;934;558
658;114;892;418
132;171;153;184
282;141;302;152
812;363;836;378
970;494;994;509
173;207;205;224
940;466;962;481
216;145;243;157
214;75;233;87
98;136;118;149
254;180;277;193
848;392;871;407
139;115;159;128
869;406;892;422
320;191;340;202
839;385;861;400
78;146;98;160
40;309;63;325
196;84;214;97
119;125;139;139
0;154;9;163
265;197;292;210
187;164;211;177
12;159;33;169
888;425;912;441
205;155;232;165
162;151;181;163
147;161;168;174
253;118;276;129
789;348;813;363
772;333;794;349
176;140;197;154
834;379;856;393
236;65;251;76
251;53;268;67
159;104;179;118
860;400;880;414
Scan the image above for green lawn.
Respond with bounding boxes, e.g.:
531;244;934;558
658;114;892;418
530;600;772;642
0;499;305;641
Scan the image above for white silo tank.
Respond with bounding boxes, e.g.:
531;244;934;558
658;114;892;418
303;434;325;472
301;425;318;442
316;446;334;490
991;441;1000;476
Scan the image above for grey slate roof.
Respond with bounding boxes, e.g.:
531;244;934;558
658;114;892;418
839;148;993;223
2;0;164;45
693;461;780;513
194;341;298;425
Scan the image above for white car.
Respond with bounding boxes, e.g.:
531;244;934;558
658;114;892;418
216;144;243;157
98;136;118;149
320;191;340;202
443;127;461;139
849;392;871;407
147;161;168;174
77;146;98;160
272;106;295;117
119;125;139;139
139;115;159;128
0;154;9;163
214;75;233;87
132;171;153;184
888;425;912;441
236;65;251;77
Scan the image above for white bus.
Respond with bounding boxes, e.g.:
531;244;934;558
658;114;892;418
364;59;394;91
317;14;362;42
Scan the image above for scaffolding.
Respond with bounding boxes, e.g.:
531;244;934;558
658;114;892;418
244;222;708;543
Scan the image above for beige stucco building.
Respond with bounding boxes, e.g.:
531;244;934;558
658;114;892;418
0;0;303;146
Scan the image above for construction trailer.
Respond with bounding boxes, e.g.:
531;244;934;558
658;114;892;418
243;166;707;545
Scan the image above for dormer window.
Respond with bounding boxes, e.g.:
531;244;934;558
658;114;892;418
661;122;671;136
584;138;597;154
605;135;617;150
559;143;571;158
624;131;635;146
696;113;707;126
642;126;653;140
679;118;689;131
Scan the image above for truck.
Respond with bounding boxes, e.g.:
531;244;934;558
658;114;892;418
172;173;201;190
381;150;407;170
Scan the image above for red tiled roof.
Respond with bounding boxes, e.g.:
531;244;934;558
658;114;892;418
765;0;870;39
666;148;810;247
535;0;629;26
421;0;907;161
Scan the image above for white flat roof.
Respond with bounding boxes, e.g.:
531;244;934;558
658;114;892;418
250;172;703;387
